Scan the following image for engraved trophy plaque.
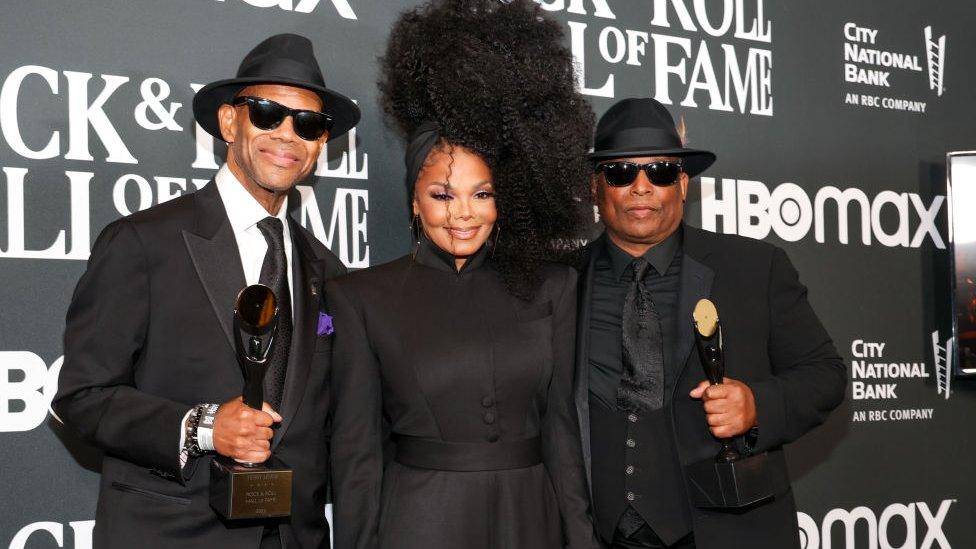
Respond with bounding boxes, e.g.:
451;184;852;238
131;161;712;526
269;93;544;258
685;299;789;509
210;284;293;520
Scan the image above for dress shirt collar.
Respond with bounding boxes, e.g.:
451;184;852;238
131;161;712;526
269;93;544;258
214;164;290;234
414;235;490;274
603;225;683;281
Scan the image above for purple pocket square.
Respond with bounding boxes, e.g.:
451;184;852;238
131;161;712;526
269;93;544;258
317;312;334;336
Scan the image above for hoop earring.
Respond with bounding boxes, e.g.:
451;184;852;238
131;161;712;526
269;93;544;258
410;214;422;259
490;225;502;259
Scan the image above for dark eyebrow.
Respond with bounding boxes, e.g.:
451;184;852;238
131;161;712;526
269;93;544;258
423;181;493;191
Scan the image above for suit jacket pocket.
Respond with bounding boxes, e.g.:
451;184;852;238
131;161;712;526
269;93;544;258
111;481;191;505
516;301;553;323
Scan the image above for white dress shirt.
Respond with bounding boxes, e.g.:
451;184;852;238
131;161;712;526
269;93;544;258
180;164;296;461
214;164;294;308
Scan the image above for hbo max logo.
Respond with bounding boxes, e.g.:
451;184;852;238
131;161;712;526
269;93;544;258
797;500;953;549
700;177;945;249
213;0;357;19
0;352;63;432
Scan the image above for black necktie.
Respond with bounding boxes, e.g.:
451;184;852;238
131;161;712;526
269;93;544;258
617;257;665;412
257;217;292;411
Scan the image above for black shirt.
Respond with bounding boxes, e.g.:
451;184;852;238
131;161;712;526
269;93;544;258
588;229;683;410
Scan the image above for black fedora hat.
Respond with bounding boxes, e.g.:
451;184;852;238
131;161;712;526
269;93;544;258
193;33;360;141
589;98;716;178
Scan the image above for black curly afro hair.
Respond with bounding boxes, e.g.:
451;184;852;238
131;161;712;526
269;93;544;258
379;0;595;301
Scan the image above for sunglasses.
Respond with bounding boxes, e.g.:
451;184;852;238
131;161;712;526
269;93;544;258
595;160;684;187
232;96;333;141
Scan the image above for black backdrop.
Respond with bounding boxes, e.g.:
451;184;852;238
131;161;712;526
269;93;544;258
1;1;974;547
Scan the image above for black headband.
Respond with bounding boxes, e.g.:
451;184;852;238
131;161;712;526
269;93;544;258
404;121;441;199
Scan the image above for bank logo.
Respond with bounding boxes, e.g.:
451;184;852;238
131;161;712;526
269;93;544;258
924;26;946;97
848;338;942;423
797;499;954;549
842;22;948;113
932;330;953;400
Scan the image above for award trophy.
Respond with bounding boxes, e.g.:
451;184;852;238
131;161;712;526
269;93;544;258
210;284;293;520
685;299;789;509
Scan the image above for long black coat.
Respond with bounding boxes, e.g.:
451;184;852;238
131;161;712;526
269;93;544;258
575;226;846;549
327;240;600;549
53;182;346;548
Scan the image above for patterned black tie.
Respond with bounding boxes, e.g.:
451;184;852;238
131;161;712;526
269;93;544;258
617;257;665;412
257;217;292;411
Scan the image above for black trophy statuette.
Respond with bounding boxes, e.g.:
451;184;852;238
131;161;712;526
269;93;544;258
691;299;740;464
685;298;790;509
210;284;293;520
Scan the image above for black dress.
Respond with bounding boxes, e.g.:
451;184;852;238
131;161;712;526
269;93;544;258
327;239;599;549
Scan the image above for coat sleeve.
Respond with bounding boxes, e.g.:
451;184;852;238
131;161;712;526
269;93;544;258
52;219;190;480
543;267;603;549
326;279;383;549
749;247;847;452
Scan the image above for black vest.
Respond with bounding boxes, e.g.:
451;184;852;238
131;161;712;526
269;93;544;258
589;400;693;544
587;245;693;545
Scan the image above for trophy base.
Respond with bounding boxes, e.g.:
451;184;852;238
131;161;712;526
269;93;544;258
685;451;790;509
210;455;293;519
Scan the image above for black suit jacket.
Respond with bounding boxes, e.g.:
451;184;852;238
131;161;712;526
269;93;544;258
53;182;346;548
574;226;846;549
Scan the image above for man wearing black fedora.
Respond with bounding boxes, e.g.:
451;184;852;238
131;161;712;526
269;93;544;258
54;34;359;548
574;98;846;548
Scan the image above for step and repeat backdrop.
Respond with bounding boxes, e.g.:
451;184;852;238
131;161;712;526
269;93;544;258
2;0;975;547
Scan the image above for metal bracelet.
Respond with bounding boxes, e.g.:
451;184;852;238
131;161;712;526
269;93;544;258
197;403;220;452
183;406;202;458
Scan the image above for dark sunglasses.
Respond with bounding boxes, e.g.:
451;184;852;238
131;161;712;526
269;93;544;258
595;160;684;187
232;96;333;141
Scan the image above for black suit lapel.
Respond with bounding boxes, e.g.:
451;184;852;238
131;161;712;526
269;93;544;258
272;220;326;449
575;235;602;494
182;182;247;355
671;226;715;389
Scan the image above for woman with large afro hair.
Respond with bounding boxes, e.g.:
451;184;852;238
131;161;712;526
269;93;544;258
326;1;601;548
